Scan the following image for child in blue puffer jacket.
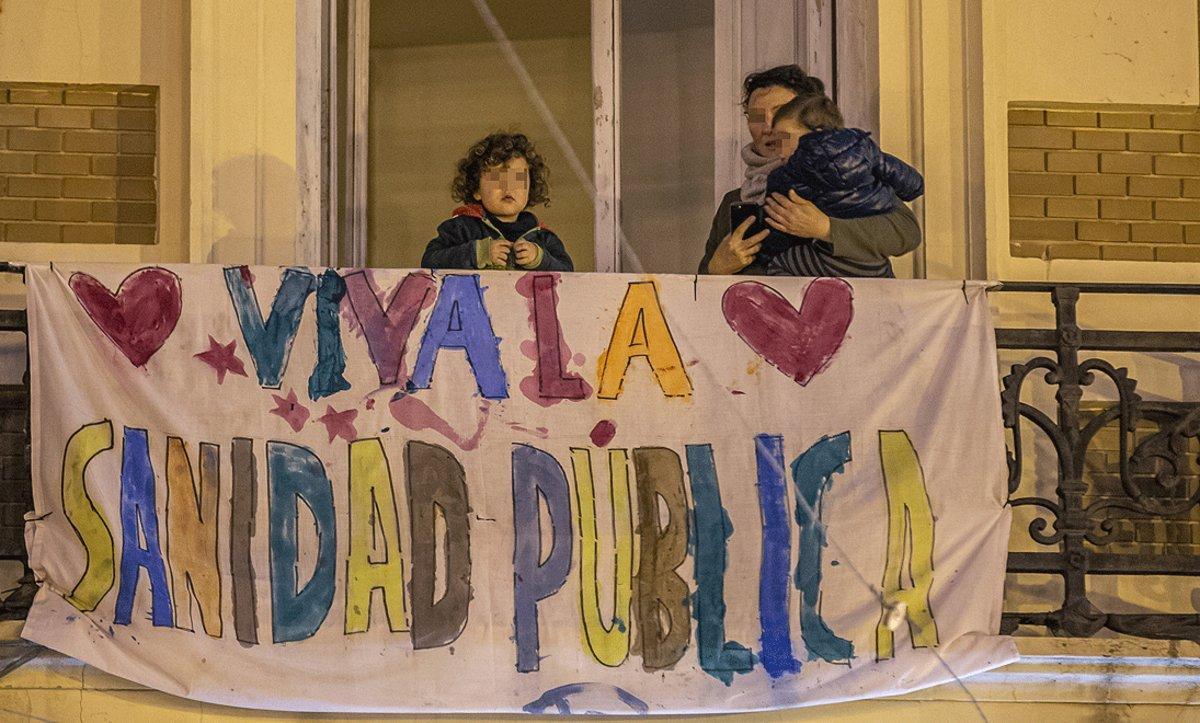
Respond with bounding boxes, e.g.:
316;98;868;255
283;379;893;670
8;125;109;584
763;94;924;277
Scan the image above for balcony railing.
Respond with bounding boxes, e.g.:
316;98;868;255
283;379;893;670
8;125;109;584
1;264;1198;641
0;263;31;618
996;281;1200;642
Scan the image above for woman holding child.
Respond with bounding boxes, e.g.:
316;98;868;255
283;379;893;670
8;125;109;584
698;65;922;277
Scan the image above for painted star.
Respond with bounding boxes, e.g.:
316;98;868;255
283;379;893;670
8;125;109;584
317;405;358;443
270;389;310;432
194;336;248;384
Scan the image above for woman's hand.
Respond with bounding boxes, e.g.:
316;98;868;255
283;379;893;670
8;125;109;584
708;216;769;275
765;190;831;240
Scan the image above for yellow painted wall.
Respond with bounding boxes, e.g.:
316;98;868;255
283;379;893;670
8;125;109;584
0;0;189;274
920;0;973;280
978;0;1200;388
189;0;298;266
877;0;920;279
975;0;1200;627
0;0;300;376
872;0;1200;625
0;628;1193;721
879;0;1200;282
984;0;1200;282
3;683;1191;722
367;37;595;271
877;0;983;280
1005;0;1199;106
0;0;189;379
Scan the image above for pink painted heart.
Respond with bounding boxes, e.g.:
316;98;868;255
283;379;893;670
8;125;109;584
69;267;183;367
721;278;854;385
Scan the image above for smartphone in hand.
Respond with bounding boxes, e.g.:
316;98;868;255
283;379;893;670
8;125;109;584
728;201;764;237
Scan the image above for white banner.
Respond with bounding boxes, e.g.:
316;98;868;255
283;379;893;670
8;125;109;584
22;263;1015;714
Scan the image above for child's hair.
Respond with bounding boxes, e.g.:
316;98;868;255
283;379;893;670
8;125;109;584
772;94;845;131
451;131;550;206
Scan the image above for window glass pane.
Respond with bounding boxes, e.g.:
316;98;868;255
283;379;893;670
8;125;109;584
368;1;595;270
619;1;715;274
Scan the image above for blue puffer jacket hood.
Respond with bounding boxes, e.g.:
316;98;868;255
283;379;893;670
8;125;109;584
766;127;924;219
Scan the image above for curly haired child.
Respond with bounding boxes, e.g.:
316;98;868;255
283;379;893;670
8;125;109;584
422;132;574;271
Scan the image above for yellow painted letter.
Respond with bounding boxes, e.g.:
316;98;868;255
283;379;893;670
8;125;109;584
345;438;409;633
876;430;939;660
597;282;692;399
166;438;223;637
571;448;634;666
62;421;115;612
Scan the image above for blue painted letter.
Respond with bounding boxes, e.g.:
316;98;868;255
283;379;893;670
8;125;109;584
224;266;317;389
792;432;854;663
755;434;800;677
411;274;508;399
115;427;173;627
512;444;573;672
268;441;337;643
308;269;352;400
686;444;754;684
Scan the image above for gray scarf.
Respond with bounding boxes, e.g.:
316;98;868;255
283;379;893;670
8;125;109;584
740;142;784;203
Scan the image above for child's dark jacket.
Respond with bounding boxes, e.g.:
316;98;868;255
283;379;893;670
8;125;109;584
421;204;573;271
766;128;924;218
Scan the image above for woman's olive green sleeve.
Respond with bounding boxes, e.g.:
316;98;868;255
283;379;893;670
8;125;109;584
827;204;922;264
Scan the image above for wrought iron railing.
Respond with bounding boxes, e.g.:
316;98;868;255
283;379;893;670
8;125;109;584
0;263;31;618
996;281;1200;642
0;265;1198;639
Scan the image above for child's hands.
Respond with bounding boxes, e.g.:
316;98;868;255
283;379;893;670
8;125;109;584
488;239;513;266
513;240;539;267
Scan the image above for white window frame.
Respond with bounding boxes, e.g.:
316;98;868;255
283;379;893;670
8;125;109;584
592;0;621;272
298;0;894;273
296;0;369;268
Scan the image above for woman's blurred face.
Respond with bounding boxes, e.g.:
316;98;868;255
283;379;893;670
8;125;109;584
745;85;799;155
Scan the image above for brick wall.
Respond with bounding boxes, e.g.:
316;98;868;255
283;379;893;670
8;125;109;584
1009;102;1200;262
1083;407;1200;555
0;83;157;245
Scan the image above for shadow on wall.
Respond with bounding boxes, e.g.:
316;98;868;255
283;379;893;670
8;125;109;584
207;155;298;266
1148;353;1200;403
